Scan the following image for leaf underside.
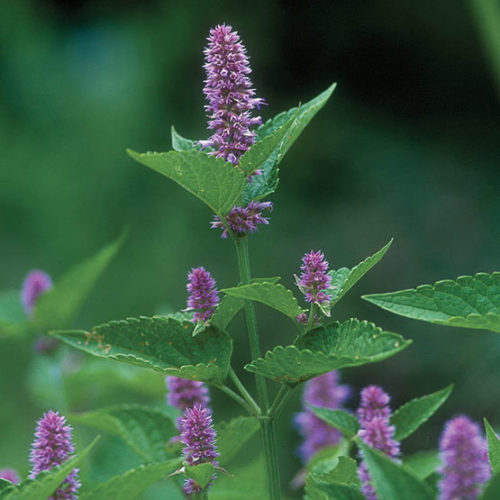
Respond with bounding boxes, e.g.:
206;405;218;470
53;316;232;385
245;318;411;385
364;272;500;333
307;406;360;439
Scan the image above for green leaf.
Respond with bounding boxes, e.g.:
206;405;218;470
484;418;500;473
184;463;216;490
364;272;500;333
127;150;246;217
53;316;232;384
216;416;260;466
357;441;433;500
171;126;197;152
307;406;360;439
79;459;182;500
480;473;500;500
305;473;364;500
329;239;393;308
4;437;99;500
307;440;351;474
245;83;336;202
239;114;297;177
34;235;123;331
0;479;14;493
0;289;29;337
211;296;244;330
391;385;453;441
403;451;441;480
70;405;177;462
320;456;360;486
245;318;410;385
222;282;305;320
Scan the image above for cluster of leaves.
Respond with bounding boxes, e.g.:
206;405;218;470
304;386;500;500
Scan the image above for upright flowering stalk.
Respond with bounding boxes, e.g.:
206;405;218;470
21;270;52;316
0;468;20;484
186;267;219;323
357;385;400;500
211;201;273;238
200;24;265;165
294;371;350;463
295;250;332;317
29;411;80;500
180;404;219;495
438;416;491;500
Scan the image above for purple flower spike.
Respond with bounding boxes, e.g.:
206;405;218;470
438;416;491;500
200;24;266;167
294;371;350;463
296;251;332;310
356;385;399;500
21;270;52;316
186;267;219;323
180;404;219;495
0;468;20;484
29;410;80;500
166;376;210;411
211;201;273;239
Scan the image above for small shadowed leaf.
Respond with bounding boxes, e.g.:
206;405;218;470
70;405;177;462
307;406;360;439
329;239;393;308
79;459;182;500
0;479;14;493
364;272;500;333
127;150;246;217
171;126;198;152
484;419;500;473
222;282;305;320
53;316;232;385
211;296;244;331
307;440;351;475
391;385;453;441
245;83;336;202
480;473;500;500
305;472;364;500
4;437;99;500
403;451;441;480
245;318;411;385
184;463;216;489
216;416;260;466
357;441;434;500
239;114;297;177
34;235;123;332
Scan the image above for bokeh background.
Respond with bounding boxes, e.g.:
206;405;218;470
1;0;499;497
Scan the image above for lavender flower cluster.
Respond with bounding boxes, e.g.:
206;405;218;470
180;405;219;495
186;266;219;323
30;411;80;500
200;24;265;165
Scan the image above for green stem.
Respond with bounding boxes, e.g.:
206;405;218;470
234;237;281;499
234;238;269;409
260;418;282;500
306;303;317;331
215;384;253;414
229;367;261;415
268;386;295;419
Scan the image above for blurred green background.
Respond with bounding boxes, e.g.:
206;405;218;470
1;0;499;497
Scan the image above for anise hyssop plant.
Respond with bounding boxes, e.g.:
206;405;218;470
1;22;500;500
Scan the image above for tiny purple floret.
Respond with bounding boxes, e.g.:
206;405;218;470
180;404;219;495
200;24;265;167
211;201;273;238
294;371;350;463
186;267;219;322
438;416;491;500
296;251;332;306
21;270;52;316
29;410;80;500
0;468;20;484
356;385;400;500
